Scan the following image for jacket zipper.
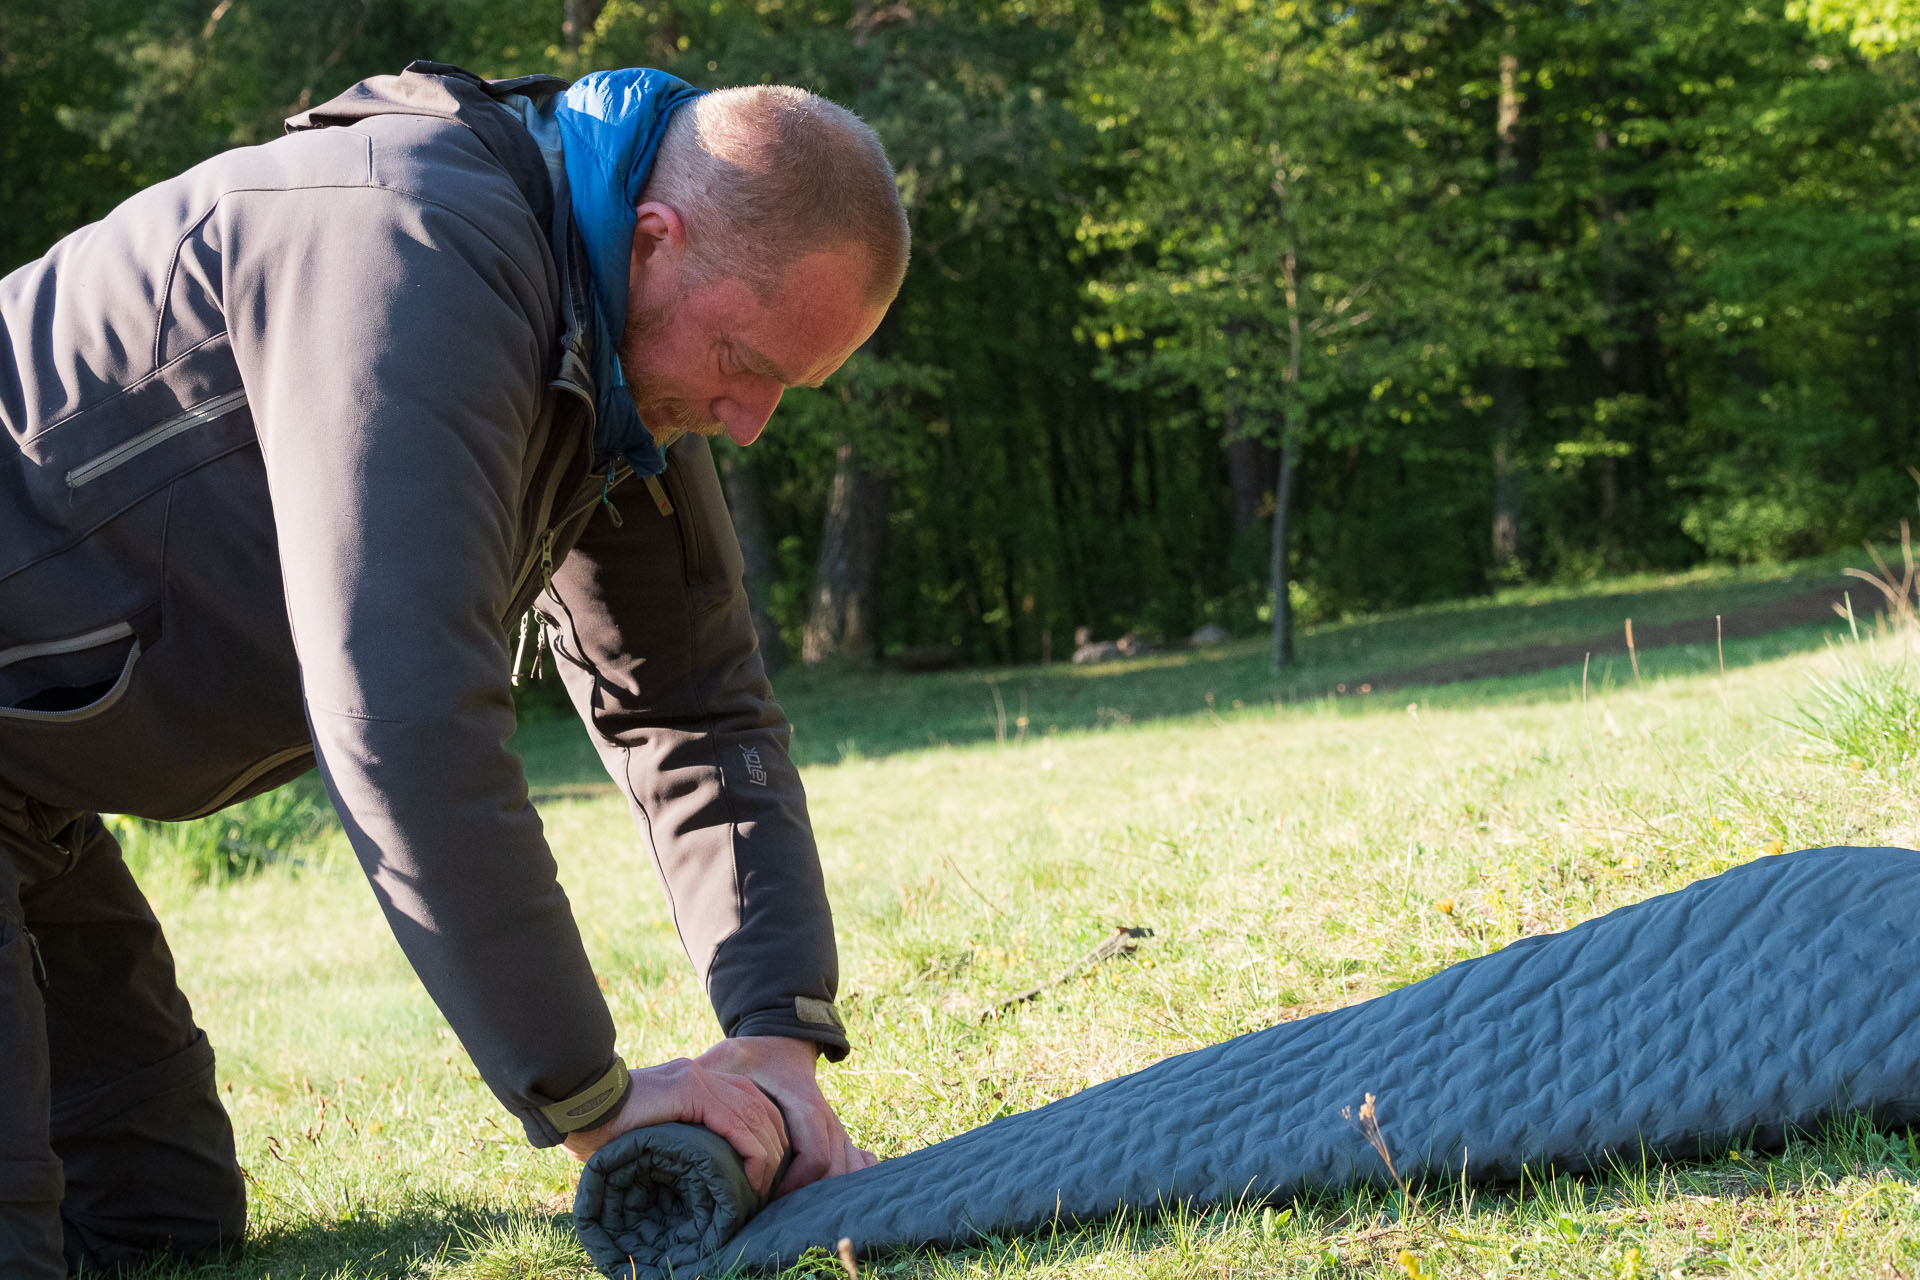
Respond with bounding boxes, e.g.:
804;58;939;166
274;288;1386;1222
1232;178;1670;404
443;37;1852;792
64;389;249;488
507;463;641;685
507;463;634;612
0;621;135;672
176;743;314;822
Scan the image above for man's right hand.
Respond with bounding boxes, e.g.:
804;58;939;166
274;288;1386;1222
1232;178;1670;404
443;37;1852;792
560;1058;790;1198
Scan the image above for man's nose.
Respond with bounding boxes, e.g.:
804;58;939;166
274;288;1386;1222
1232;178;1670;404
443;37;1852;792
719;384;784;447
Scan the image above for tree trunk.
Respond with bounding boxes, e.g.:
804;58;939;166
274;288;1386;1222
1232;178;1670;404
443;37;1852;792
1269;424;1301;670
561;0;604;49
1225;431;1278;530
715;449;786;673
801;436;891;665
1490;361;1526;571
1591;88;1671;555
1272;226;1305;671
1488;35;1540;579
796;0;900;668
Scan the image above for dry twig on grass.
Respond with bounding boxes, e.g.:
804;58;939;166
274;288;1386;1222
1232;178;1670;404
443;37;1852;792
981;926;1154;1020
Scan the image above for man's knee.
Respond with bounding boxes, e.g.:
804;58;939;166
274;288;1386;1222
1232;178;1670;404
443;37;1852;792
54;1032;245;1274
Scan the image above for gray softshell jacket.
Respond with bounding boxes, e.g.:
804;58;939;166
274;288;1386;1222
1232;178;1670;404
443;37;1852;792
0;65;846;1146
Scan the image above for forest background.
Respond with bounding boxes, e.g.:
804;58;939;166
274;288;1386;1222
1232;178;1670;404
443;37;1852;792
6;0;1920;671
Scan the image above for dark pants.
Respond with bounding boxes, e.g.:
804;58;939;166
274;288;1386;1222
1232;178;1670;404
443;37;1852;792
0;792;245;1277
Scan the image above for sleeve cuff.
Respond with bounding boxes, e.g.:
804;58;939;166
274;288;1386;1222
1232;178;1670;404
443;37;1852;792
534;1056;631;1136
729;998;852;1062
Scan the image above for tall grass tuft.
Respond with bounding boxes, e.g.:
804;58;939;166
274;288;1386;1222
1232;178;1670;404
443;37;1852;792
111;778;338;884
1793;519;1920;771
1791;645;1920;770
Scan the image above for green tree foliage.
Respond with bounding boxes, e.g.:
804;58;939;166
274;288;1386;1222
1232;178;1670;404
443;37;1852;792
1356;0;1920;573
578;0;1251;663
8;0;1920;666
1;0;559;272
1793;0;1920;55
1075;2;1467;665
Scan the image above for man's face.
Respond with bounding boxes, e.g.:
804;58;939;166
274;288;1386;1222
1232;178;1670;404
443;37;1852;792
618;241;888;450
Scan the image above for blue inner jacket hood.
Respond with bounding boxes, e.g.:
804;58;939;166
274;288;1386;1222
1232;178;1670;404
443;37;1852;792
553;68;704;475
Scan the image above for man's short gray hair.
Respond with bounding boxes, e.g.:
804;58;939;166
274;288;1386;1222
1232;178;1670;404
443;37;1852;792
643;85;910;307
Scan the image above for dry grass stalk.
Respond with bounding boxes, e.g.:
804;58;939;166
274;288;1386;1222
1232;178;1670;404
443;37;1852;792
1342;1092;1402;1187
1839;519;1919;634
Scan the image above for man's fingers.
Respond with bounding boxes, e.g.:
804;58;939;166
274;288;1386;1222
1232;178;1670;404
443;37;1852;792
558;1057;805;1191
774;1113;868;1197
773;1136;827;1196
703;1072;788;1197
703;1109;782;1195
681;1037;873;1197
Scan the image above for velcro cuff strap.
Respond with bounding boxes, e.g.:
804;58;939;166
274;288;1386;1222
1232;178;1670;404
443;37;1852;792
538;1058;630;1134
793;996;843;1033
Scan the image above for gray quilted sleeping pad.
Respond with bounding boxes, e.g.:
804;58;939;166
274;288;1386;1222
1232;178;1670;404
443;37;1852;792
574;846;1920;1278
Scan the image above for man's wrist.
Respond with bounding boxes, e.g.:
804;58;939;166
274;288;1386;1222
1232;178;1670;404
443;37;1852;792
749;1034;820;1062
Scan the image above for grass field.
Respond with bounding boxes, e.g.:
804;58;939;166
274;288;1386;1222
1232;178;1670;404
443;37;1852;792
119;551;1920;1278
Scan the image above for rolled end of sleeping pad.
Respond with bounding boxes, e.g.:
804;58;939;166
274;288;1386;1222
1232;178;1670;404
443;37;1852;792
572;1122;765;1280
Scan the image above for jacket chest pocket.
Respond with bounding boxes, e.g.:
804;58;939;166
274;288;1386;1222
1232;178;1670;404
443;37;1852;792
11;340;253;575
0;495;169;723
655;438;741;592
63;389;250;490
0;610;158;723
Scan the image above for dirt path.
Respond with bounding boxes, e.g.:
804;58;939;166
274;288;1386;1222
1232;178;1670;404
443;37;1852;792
1343;583;1886;695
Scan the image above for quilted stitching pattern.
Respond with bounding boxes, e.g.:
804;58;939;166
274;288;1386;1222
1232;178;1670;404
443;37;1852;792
574;1123;763;1275
576;847;1920;1279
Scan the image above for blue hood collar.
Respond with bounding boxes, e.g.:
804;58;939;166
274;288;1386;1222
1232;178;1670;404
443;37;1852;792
553;68;704;474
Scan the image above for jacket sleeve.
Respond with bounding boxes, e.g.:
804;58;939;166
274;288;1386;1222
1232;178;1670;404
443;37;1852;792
220;141;622;1145
541;438;849;1060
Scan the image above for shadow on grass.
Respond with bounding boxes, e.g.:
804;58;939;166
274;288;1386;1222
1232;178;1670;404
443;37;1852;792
513;603;1866;791
149;1200;585;1279
133;1105;1919;1279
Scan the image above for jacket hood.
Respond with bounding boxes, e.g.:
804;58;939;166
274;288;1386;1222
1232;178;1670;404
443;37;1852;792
290;61;702;477
552;69;704;476
553;72;703;387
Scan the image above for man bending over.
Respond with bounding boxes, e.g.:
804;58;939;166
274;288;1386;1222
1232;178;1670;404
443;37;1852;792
0;61;905;1276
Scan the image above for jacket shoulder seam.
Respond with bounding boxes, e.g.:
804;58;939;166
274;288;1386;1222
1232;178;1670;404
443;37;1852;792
155;132;373;367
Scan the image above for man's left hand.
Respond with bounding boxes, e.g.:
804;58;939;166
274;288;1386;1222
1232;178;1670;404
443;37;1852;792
693;1035;875;1197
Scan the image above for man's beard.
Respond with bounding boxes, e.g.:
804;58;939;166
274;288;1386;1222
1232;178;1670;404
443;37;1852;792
618;298;722;451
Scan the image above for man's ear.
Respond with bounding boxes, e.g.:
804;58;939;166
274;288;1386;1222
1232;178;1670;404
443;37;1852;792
631;201;686;269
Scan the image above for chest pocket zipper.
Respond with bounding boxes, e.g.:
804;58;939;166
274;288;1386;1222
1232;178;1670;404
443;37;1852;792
64;389;250;488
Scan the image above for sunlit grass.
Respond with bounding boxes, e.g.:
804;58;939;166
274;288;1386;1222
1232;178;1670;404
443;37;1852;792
1789;637;1920;772
130;550;1920;1277
112;776;338;886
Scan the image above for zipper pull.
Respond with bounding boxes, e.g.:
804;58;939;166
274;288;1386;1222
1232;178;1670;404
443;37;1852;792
25;929;49;992
531;622;549;682
600;464;625;528
511;612;532;686
644;474;674;517
540;531;556;594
